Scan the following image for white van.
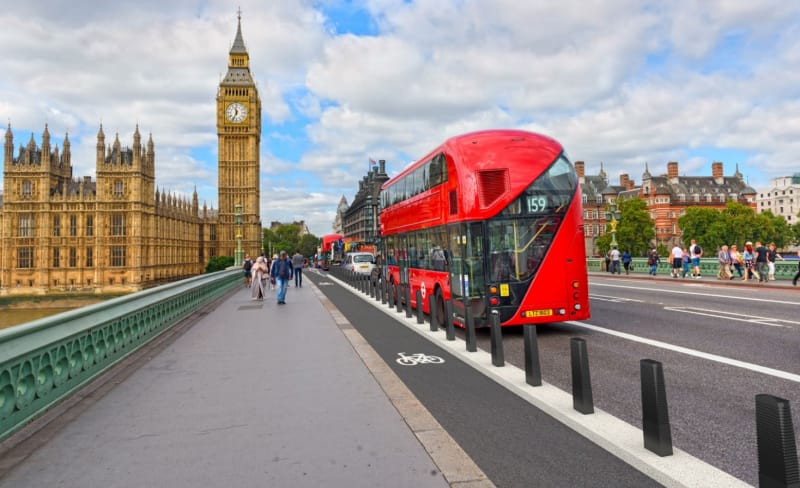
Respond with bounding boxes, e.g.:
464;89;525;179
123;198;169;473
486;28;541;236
342;252;375;275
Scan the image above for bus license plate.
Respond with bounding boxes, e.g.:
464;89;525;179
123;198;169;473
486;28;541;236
524;309;553;318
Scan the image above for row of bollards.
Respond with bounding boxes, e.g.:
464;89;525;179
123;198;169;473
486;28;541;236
332;270;799;484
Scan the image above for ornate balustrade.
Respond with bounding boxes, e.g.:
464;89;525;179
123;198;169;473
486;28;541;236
0;269;240;441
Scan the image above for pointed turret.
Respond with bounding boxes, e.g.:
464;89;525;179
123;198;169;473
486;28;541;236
41;124;51;166
97;125;106;165
133;124;141;164
231;9;247;54
4;122;12;165
63;131;71;167
222;10;253;82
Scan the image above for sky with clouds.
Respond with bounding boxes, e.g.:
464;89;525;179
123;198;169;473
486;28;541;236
2;0;799;236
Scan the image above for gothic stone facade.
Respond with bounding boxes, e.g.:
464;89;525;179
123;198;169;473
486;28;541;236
0;125;216;295
0;15;261;295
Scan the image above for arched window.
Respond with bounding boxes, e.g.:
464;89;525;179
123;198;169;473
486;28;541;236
22;180;32;198
113;180;124;197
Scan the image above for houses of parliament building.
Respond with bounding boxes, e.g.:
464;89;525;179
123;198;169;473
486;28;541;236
0;14;262;295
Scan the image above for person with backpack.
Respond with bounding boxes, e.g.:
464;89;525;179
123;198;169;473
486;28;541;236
689;239;703;278
270;250;294;305
647;249;660;276
242;254;253;287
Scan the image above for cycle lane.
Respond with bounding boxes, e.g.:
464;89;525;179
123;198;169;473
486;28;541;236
307;271;660;488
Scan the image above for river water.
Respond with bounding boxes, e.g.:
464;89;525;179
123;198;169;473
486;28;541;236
0;308;78;330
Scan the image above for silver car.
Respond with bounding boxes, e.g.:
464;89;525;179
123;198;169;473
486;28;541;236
342;252;375;275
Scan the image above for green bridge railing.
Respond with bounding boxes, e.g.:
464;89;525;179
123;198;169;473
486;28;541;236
587;257;798;280
0;269;240;441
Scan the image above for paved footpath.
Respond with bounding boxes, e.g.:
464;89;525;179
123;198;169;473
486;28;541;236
0;279;490;487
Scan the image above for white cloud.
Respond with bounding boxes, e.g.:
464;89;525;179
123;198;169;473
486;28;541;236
2;1;800;238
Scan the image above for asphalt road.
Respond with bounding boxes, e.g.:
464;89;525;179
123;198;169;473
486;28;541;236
312;269;800;487
307;271;660;488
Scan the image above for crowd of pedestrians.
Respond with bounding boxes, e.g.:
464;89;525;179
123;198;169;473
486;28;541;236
605;241;800;286
242;250;306;304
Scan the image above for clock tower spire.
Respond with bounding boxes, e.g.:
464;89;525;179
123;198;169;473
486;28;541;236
217;10;262;260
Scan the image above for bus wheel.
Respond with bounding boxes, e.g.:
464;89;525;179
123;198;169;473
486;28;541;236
435;287;446;329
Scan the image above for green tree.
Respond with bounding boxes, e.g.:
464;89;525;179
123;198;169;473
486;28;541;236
677;207;721;252
205;255;234;273
299;233;320;258
676;202;792;252
594;198;655;256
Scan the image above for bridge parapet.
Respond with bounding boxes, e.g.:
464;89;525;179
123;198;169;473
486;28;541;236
0;269;240;441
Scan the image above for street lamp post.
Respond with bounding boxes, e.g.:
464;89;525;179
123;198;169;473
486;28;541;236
606;201;621;250
234;203;243;267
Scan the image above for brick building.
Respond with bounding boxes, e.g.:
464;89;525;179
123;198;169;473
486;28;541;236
578;161;757;256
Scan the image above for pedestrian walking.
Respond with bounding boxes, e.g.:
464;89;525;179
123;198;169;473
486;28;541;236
793;250;800;286
670;244;682;278
610;247;621;274
767;242;783;281
689;239;703;278
754;241;769;282
682;247;691;278
622;250;632;275
743;242;758;282
270;250;294;305
242;254;253;287
729;244;743;278
292;250;304;287
647;249;660;276
250;256;268;300
717;245;732;280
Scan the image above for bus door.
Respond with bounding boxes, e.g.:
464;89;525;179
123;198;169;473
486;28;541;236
397;235;409;300
448;222;487;325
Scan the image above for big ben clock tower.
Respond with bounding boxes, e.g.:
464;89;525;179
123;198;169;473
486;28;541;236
217;11;261;260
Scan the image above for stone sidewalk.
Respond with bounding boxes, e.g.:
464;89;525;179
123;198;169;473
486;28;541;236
0;278;490;487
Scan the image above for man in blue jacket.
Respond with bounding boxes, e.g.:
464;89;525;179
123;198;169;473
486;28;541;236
271;250;294;305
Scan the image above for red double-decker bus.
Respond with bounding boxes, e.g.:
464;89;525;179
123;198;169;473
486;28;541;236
379;129;590;328
319;233;343;270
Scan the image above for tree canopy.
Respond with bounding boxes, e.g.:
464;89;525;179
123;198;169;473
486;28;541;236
594;198;655;256
678;201;792;251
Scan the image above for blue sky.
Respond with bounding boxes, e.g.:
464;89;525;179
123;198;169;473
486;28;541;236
1;1;799;236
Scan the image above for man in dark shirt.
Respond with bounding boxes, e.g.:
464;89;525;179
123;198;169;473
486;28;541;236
754;241;769;282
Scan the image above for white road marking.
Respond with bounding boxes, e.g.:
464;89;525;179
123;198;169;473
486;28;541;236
662;306;796;328
565;320;800;383
590;294;644;303
591;281;800;305
325;272;751;487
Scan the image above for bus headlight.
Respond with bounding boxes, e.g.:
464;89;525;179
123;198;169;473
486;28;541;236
574;304;581;310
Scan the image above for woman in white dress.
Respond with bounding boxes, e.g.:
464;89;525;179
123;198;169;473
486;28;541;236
251;256;268;300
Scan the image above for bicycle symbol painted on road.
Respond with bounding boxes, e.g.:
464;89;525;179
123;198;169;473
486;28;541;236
396;352;445;366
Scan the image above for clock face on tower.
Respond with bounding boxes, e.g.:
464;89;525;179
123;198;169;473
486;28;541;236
225;102;248;123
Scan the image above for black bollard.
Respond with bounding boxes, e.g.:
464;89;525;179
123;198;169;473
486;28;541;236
523;325;542;386
756;394;799;488
640;359;673;456
445;299;455;341
380;280;386;304
570;337;594;414
415;290;424;324
428;294;438;332
405;285;413;318
388;282;395;308
396;284;403;313
490;310;504;367
465;305;477;352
